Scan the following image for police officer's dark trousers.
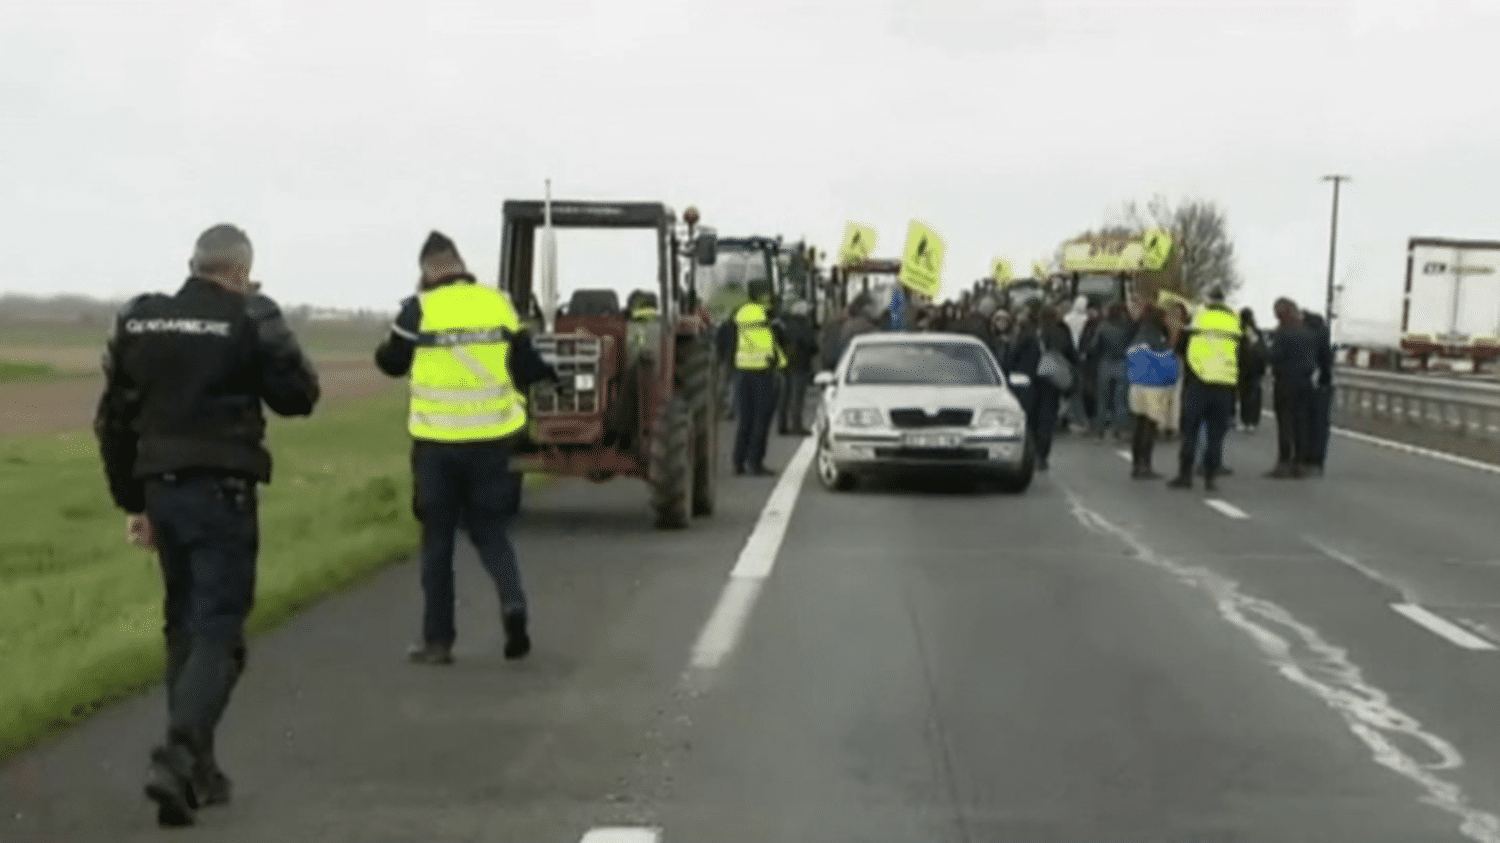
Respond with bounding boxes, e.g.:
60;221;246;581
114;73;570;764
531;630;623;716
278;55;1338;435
1177;381;1234;476
413;441;526;646
144;472;257;773
733;369;776;471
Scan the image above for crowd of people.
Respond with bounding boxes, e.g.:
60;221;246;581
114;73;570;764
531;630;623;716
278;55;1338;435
813;284;1336;487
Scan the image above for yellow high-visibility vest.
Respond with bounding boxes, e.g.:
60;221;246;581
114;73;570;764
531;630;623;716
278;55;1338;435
1186;306;1240;386
734;301;785;371
408;283;528;442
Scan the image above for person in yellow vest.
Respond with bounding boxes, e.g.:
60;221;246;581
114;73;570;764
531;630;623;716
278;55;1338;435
375;231;565;665
1168;287;1242;492
729;279;788;475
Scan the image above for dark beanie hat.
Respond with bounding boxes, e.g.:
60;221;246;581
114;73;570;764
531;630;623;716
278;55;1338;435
420;231;461;265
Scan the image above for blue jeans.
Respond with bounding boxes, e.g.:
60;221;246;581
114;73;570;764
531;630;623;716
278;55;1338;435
1093;359;1130;434
144;472;258;762
414;441;526;647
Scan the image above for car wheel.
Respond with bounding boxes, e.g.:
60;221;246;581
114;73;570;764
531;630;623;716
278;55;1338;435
816;424;855;492
995;434;1035;494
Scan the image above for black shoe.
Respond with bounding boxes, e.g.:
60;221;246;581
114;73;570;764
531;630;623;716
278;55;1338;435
503;611;531;660
145;746;197;828
406;642;453;665
1204;476;1219;493
1037;458;1049;472
750;465;776;476
1167;475;1192;489
733;465;746;476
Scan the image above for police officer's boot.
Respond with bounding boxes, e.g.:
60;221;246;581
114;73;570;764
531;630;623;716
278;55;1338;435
1204;466;1219;494
503;609;531;660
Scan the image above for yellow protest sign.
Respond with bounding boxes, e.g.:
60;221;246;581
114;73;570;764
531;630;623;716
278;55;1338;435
838;222;877;266
898;220;945;297
991;258;1012;283
1142;226;1174;270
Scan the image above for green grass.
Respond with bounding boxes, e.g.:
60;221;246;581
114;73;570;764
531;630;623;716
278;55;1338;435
0;388;419;761
0;360;60;383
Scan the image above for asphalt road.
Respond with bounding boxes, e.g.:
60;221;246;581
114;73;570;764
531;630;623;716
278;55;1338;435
2;418;1499;842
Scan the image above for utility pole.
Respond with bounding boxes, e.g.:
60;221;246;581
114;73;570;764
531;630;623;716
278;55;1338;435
1322;174;1350;331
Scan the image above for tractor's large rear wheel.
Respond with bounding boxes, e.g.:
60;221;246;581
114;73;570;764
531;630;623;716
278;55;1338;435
649;396;694;530
683;340;717;517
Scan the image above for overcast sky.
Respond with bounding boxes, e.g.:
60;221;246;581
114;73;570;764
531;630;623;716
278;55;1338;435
3;0;1496;340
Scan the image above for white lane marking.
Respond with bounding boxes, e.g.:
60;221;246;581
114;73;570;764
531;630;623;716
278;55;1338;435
1204;499;1249;519
1064;490;1500;842
580;827;662;843
1115;449;1132;462
687;437;817;674
1392;604;1499;651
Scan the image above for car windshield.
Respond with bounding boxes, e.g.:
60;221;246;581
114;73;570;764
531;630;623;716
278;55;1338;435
846;342;1000;386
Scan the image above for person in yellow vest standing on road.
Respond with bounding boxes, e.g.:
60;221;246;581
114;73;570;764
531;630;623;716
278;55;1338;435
1168;288;1243;492
730;279;787;476
375;231;565;665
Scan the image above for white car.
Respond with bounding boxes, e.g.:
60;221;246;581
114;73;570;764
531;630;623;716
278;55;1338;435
812;332;1034;493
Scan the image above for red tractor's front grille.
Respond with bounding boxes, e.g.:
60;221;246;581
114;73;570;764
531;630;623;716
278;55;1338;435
531;334;603;415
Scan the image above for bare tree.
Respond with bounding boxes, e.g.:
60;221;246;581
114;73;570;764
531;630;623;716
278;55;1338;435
1112;195;1243;299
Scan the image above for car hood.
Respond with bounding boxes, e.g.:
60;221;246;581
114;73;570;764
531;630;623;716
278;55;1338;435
830;384;1021;412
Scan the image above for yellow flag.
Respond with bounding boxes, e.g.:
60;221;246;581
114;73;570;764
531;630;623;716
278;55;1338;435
898;220;945;297
990;258;1012;283
1142;226;1174;270
838;222;877;266
1031;260;1049;279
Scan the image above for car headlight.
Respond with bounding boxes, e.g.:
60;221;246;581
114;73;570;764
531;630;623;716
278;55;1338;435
974;408;1025;437
838;407;884;427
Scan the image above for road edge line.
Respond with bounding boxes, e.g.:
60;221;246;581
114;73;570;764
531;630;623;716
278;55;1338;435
580;826;662;843
686;436;817;675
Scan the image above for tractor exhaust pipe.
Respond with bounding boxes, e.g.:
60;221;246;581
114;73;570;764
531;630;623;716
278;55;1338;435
540;178;559;332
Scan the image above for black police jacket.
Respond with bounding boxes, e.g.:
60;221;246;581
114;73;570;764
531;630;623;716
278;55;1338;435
94;277;321;513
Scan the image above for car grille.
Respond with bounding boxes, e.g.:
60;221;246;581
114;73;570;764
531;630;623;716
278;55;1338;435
889;408;974;428
531;334;600;414
873;447;990;460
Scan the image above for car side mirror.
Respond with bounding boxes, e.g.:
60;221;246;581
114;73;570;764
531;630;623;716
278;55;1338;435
813;371;836;387
694;232;718;266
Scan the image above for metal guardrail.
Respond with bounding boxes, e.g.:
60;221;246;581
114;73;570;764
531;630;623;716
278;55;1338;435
1333;368;1500;444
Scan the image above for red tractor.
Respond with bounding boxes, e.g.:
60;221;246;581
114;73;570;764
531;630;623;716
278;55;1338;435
498;199;721;529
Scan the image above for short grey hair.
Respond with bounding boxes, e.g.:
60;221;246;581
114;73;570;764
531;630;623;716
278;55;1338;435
190;224;253;274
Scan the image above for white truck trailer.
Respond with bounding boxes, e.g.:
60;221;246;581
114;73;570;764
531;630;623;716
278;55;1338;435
1400;236;1500;368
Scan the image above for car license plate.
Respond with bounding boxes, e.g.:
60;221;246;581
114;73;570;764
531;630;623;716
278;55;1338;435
903;432;962;449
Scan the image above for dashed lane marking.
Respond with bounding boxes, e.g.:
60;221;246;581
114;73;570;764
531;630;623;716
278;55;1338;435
1204;499;1250;519
686;436;817;677
1116;449;1132;462
580;827;662;843
1391;604;1499;651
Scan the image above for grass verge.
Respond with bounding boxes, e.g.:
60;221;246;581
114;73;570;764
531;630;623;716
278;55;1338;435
0;387;418;761
0;360;60;383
